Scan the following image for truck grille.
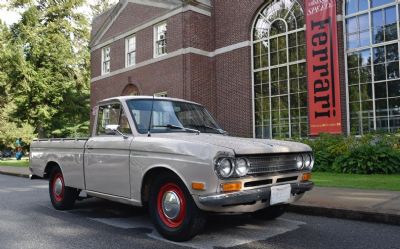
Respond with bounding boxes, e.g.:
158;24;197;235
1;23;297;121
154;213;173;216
246;154;299;175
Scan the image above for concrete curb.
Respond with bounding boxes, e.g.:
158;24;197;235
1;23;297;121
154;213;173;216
288;204;400;226
0;170;30;178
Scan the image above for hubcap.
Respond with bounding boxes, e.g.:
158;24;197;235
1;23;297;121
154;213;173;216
162;191;181;220
54;177;63;196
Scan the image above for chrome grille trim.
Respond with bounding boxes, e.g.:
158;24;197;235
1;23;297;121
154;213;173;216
245;154;299;175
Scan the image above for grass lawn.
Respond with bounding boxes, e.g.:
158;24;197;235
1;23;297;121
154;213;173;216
312;172;400;191
0;158;29;167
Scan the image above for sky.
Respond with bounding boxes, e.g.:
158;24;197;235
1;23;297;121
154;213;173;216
0;0;119;26
0;0;21;26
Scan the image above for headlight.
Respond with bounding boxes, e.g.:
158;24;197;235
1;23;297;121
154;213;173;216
303;153;312;168
216;158;233;178
235;158;249;177
309;154;314;170
296;154;304;169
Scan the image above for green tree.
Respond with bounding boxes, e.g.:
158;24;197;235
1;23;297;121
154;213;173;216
89;0;117;18
5;0;91;138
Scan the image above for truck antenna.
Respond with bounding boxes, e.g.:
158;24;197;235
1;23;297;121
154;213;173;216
147;95;155;137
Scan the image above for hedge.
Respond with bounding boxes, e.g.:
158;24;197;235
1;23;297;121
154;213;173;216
294;133;400;174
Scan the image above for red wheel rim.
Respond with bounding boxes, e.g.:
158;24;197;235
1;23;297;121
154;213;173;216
157;183;186;228
52;173;64;202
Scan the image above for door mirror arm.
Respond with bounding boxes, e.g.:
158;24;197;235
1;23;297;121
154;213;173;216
105;125;129;139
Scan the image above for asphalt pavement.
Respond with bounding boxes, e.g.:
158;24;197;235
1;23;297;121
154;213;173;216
0;174;399;249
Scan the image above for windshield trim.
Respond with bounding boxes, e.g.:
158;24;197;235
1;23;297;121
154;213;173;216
126;99;222;135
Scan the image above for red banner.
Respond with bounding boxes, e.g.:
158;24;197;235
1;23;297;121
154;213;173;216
305;0;342;135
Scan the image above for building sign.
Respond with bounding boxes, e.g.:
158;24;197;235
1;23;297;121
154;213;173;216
305;0;342;135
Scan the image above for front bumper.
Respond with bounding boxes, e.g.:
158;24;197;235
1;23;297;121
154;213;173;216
198;181;313;207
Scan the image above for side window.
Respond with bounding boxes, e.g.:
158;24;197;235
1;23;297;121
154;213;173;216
96;104;132;135
119;109;132;134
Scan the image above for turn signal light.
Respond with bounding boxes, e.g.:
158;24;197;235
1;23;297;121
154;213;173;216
221;182;242;192
192;182;206;190
302;173;312;181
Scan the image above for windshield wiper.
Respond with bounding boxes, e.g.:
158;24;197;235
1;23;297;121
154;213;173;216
153;124;200;134
189;124;226;134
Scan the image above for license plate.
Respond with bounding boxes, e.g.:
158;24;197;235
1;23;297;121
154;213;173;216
270;184;291;205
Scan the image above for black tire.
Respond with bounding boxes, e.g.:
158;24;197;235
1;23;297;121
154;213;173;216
49;167;78;210
251;204;287;220
149;173;206;242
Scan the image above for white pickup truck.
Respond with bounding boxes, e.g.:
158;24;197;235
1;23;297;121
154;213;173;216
30;96;314;241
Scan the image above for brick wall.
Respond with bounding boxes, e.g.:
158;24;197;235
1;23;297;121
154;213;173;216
90;0;349;138
100;3;169;44
215;47;253;137
212;0;263;49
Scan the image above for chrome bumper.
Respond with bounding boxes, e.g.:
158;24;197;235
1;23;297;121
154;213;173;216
198;181;313;207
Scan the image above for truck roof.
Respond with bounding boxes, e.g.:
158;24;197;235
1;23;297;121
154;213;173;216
97;96;202;106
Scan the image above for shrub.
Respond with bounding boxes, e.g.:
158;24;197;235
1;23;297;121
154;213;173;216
333;144;400;174
293;133;400;174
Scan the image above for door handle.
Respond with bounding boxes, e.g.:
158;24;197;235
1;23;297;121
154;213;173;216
86;146;94;150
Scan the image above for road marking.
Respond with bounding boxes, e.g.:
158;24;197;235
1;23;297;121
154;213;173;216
90;216;152;229
32;185;48;189
4;187;33;192
91;216;305;249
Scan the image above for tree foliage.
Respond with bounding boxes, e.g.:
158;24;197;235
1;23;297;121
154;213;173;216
3;0;91;138
89;0;117;17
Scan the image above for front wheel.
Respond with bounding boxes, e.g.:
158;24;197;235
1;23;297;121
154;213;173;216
251;204;287;220
49;167;78;210
149;174;206;242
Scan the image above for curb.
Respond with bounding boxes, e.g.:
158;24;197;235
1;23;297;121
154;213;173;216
0;170;30;178
288;204;400;226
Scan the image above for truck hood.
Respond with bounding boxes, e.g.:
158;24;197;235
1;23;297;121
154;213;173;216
154;133;311;155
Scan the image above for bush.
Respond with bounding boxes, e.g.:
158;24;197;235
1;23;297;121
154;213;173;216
294;133;400;174
333;144;400;174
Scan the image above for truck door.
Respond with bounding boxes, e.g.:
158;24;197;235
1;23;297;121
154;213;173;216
84;103;133;198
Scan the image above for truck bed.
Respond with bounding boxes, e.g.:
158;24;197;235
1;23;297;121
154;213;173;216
29;138;89;190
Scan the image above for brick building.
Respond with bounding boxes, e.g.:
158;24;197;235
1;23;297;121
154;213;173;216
90;0;400;138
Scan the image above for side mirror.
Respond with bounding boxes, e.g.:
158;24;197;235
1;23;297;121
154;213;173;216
105;124;120;135
105;125;129;139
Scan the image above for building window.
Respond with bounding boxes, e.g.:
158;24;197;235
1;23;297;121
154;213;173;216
102;46;111;75
154;22;167;57
154;91;168;97
252;0;307;139
345;0;400;134
126;35;136;67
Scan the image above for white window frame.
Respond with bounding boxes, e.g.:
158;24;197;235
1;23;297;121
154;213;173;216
101;46;111;75
154;21;167;58
343;0;400;135
125;35;136;67
154;91;168;97
251;0;307;139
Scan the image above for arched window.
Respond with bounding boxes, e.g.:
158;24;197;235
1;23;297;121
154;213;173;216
122;84;140;96
345;0;400;134
252;0;307;138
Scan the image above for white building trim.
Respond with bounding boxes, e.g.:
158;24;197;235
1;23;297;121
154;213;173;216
127;0;181;9
91;5;211;51
91;41;252;83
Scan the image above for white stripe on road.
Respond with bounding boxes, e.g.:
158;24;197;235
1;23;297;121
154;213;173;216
0;185;46;193
32;185;48;189
91;216;305;249
90;216;152;229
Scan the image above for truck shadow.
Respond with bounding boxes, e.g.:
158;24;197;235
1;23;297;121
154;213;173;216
70;196;282;232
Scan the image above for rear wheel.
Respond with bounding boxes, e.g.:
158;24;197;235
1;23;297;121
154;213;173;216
49;167;78;210
149;174;206;242
251;204;287;220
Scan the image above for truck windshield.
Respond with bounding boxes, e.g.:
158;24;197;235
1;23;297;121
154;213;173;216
127;99;223;134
